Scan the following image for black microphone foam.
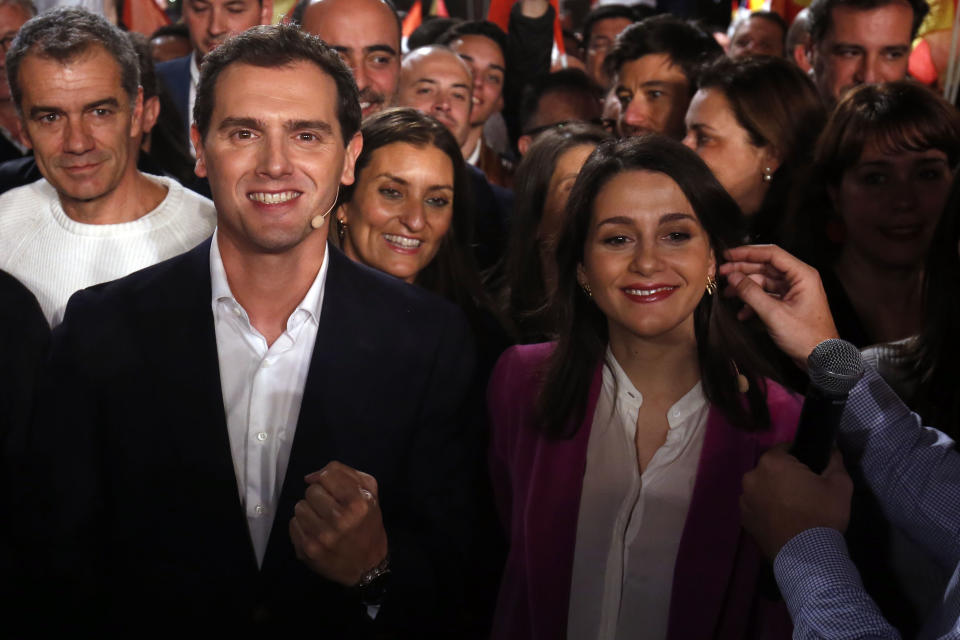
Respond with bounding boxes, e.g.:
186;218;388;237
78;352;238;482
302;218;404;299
789;339;864;473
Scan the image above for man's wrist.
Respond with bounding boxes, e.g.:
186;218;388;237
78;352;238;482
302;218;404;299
354;553;391;605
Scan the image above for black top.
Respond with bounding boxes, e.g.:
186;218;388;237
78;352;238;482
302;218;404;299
819;266;872;348
9;242;484;635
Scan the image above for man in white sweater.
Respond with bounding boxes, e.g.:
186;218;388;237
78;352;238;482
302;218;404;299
0;8;215;326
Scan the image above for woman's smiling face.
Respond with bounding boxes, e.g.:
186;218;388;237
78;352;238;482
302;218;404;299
579;169;715;344
339;141;455;283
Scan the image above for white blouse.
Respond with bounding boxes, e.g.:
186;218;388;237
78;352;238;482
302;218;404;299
567;348;709;640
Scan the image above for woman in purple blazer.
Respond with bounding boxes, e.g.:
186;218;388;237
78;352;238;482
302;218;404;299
488;137;801;640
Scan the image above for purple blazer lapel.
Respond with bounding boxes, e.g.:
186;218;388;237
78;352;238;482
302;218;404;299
667;407;760;639
525;363;604;639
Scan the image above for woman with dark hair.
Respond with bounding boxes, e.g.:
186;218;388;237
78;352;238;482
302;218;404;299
488;136;799;639
683;55;825;243
335;107;503;338
783;81;960;348
499;122;612;342
864;172;960;437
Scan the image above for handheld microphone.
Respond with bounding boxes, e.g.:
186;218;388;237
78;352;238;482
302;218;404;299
789;339;864;473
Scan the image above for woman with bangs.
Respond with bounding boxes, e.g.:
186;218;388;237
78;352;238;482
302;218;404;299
782;82;960;635
487;136;799;639
783;82;960;348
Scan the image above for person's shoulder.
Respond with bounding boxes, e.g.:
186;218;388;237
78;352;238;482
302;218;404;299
329;246;463;324
63;240;208;319
0;269;46;327
156;54;192;78
757;378;804;443
0;176;54;206
145;175;216;242
490;342;555;395
153;175;216;218
0;178;56;234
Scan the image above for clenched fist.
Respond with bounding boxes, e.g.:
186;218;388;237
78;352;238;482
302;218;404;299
289;460;389;586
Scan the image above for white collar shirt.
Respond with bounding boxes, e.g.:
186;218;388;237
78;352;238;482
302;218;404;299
187;52;200;156
568;347;709;640
209;230;328;566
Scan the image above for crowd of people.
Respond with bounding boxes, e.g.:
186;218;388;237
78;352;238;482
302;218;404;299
0;0;957;636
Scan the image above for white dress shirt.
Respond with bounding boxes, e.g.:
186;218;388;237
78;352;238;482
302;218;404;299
210;231;328;566
188;53;200;156
568;348;709;640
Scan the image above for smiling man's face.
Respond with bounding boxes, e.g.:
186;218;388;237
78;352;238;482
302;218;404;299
19;45;143;212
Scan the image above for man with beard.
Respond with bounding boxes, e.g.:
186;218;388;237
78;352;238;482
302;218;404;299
299;0;400;119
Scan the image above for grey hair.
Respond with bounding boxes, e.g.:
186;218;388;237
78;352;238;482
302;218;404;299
6;7;140;113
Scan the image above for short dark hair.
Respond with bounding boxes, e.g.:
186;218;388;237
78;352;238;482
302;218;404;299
407;16;462;50
194;24;360;144
538;135;776;437
605;15;724;89
6;7;140;112
731;11;788;46
580;4;637;47
519;68;603;133
439;20;508;65
126;32;158;100
808;0;928;44
149;22;190;41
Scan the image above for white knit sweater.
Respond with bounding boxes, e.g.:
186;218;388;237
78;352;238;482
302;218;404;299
0;175;216;326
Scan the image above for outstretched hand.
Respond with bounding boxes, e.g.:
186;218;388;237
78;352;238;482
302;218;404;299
719;244;839;368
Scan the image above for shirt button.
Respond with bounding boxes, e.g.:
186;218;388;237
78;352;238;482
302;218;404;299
254;504;265;516
261;359;272;368
672;409;681;417
256;431;268;442
232;307;242;317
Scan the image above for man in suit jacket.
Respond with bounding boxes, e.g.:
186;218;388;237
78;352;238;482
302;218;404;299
16;25;479;635
156;0;272;143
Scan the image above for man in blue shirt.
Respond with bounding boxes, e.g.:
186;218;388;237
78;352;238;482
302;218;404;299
721;244;960;639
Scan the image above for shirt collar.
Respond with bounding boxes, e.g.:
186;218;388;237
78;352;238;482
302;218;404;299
603;345;707;424
190;52;200;88
209;228;329;326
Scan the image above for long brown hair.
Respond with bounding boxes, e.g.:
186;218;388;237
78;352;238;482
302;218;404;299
783;82;960;267
696;55;825;243
537;136;777;438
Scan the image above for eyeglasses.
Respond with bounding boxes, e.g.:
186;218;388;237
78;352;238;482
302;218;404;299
522;118;606;138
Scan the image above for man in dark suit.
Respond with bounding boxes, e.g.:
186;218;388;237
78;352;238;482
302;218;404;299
16;25;479;635
156;0;272;143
